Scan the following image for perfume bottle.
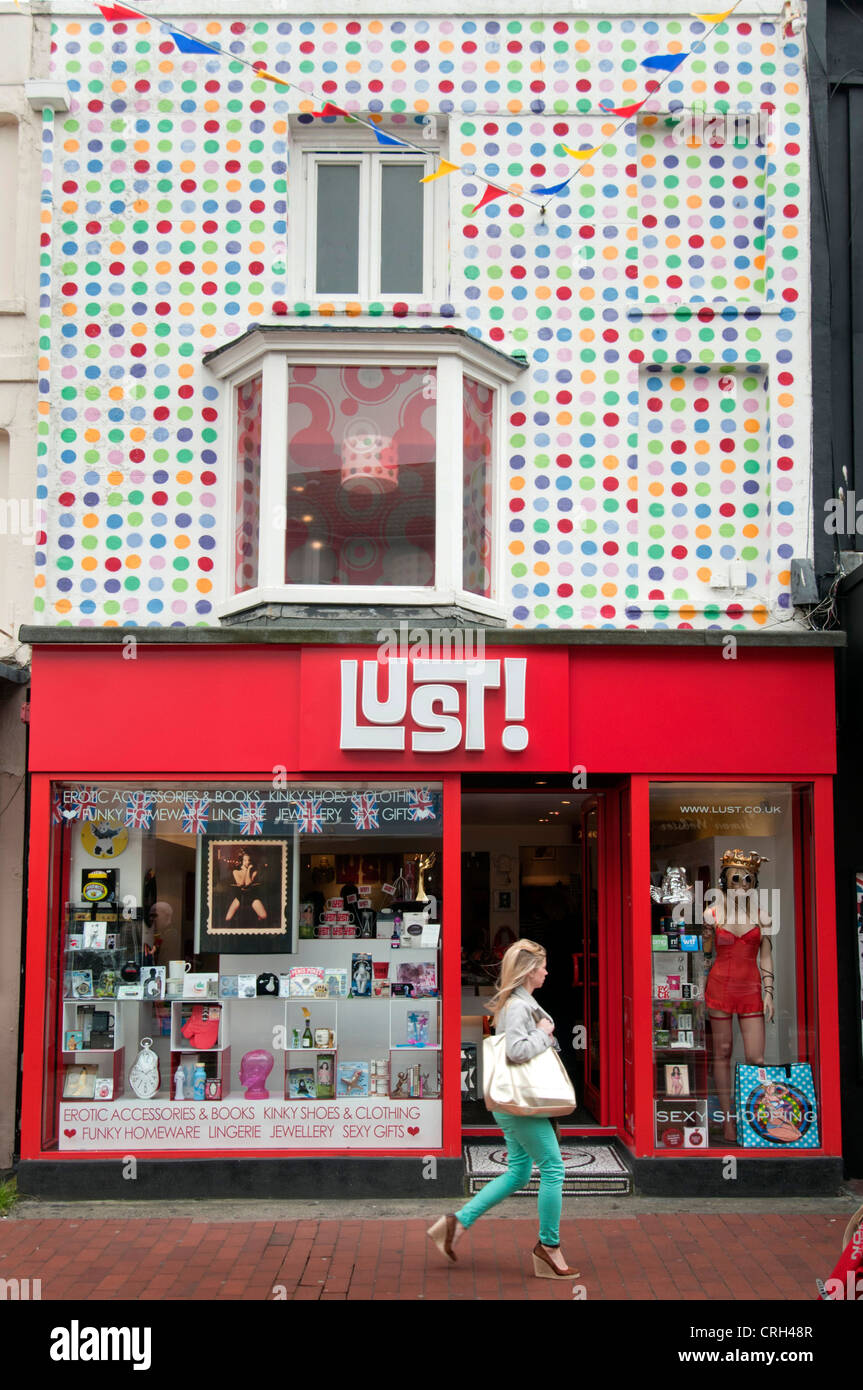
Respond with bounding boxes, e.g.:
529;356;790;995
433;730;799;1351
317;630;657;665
193;1062;206;1100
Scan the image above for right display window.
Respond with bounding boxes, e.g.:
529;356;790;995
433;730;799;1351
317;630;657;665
649;784;820;1152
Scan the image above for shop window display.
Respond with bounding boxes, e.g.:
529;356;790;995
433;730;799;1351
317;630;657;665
649;784;819;1151
47;783;443;1153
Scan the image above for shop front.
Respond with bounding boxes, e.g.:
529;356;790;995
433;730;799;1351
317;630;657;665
18;628;842;1196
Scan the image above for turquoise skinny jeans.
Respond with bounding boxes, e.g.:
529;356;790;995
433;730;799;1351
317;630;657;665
456;1111;565;1246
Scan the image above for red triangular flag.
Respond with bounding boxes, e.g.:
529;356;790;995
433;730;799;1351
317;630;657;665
601;97;650;118
96;2;145;19
312;102;351;118
470;183;507;214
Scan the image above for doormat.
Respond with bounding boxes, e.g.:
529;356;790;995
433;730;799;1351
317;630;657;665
463;1142;632;1195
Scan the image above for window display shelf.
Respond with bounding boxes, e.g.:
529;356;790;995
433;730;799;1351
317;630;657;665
49;793;445;1152
61;1048;125;1101
169;1047;232;1101
62;1001;121;1052
170;1001;228;1052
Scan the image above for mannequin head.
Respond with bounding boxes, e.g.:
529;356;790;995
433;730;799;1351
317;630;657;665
240;1048;274;1099
718;848;768;895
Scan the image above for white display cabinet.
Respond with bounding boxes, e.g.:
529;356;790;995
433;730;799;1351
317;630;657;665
62;1000;122;1053
170;1000;229;1052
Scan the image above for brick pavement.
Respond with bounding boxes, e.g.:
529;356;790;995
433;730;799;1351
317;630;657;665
0;1210;847;1300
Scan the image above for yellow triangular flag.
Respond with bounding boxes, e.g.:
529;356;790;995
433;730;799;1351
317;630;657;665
690;8;735;20
561;144;601;160
257;70;290;88
421;159;461;183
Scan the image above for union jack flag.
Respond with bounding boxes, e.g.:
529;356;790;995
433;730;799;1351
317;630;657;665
51;792;67;825
182;796;210;835
407;788;435;822
351;793;380;831
239;797;266;836
295;798;324;834
124;792;155;830
73;785;100;821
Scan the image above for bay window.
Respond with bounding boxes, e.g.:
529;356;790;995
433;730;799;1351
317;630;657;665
204;328;525;620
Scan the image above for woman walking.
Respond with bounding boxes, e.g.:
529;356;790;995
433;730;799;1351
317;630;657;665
427;939;579;1278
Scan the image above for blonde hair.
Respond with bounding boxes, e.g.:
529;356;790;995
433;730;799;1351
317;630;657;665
488;939;547;1022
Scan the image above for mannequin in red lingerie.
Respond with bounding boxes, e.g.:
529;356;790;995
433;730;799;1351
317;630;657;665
702;849;774;1143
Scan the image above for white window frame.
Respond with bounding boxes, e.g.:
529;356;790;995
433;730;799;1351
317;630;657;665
289;124;449;305
205;330;524;622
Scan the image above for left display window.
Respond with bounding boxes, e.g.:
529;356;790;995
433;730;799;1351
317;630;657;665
46;782;444;1154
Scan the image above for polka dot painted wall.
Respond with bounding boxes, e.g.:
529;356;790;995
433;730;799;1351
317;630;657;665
36;11;809;630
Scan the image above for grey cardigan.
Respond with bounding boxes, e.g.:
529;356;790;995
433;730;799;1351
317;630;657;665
496;985;556;1063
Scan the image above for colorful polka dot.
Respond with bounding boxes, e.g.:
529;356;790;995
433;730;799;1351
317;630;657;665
38;15;802;630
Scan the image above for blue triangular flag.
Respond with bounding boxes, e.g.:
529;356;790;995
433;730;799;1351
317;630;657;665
371;126;410;147
531;178;573;197
641;52;689;71
170;30;219;55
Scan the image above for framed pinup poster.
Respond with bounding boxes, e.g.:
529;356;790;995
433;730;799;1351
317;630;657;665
199;837;295;955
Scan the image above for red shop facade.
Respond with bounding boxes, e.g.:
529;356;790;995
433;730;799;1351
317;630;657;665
17;628;843;1197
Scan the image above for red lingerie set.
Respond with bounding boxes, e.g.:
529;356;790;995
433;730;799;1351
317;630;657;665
704;925;764;1016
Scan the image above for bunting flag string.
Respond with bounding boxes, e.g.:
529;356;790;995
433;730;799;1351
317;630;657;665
168;30;219;55
470;184;508;215
371;127;411;148
88;0;751;219
420;160;461;183
552;0;748;199
641;52;690;71
256;70;291;88
561;144;601;161
311;102;352;118
599;97;651;118
531;178;575;198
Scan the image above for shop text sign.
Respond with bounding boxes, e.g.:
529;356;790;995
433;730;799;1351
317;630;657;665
301;647;569;770
58;1099;441;1151
341;657;528;753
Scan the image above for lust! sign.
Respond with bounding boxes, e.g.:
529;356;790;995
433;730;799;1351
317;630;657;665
339;657;528;754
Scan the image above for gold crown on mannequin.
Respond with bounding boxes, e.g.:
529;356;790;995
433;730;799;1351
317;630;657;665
721;848;769;872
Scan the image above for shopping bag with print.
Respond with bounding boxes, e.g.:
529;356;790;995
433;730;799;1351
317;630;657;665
734;1062;819;1149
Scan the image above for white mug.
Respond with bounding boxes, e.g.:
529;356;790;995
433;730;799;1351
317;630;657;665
168;960;191;980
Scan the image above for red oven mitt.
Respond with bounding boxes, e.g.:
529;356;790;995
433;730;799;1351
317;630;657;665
180;1004;221;1049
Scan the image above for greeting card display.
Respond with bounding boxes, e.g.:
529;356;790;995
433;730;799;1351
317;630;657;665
396;962;437;996
337;1062;369;1097
63;1065;97;1099
652;952;688;1001
734;1063;820;1149
324;967;348;998
350;954;373;997
316;1053;336;1099
290;966;324;997
69;970;94;1000
287;1067;316;1100
141;966;166;1000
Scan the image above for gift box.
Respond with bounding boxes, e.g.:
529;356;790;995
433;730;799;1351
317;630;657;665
734;1063;820;1149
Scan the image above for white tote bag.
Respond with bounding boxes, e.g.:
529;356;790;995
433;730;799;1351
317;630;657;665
482;1033;576;1118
